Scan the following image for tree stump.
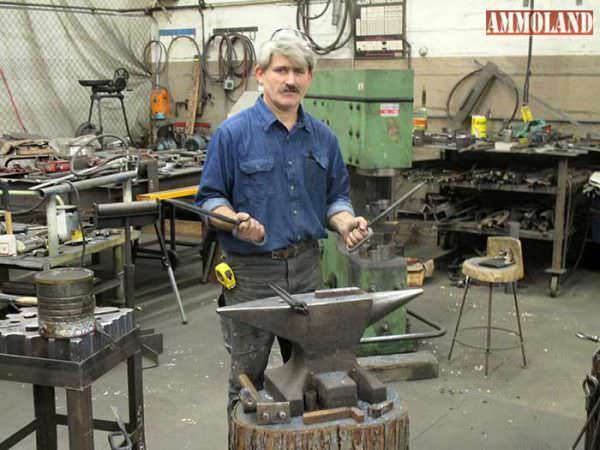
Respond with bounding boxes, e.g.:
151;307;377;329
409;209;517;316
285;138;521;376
231;393;409;450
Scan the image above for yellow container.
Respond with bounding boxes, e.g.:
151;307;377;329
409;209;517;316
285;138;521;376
412;107;428;131
471;115;487;139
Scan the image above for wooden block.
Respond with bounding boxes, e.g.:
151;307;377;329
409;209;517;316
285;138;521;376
302;407;352;425
368;399;394;418
350;407;365;423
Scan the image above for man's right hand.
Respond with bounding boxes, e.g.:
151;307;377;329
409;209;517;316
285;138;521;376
233;212;265;244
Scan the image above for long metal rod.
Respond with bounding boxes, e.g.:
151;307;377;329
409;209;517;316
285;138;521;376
38;170;137;197
165;198;241;226
0;0;291;14
268;283;308;315
359;309;446;343
348;181;427;253
572;391;600;450
0;1;147;16
369;181;428;227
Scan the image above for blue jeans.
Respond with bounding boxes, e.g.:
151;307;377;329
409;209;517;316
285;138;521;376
220;244;320;417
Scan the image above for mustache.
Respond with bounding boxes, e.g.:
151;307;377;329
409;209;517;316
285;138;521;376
280;84;300;93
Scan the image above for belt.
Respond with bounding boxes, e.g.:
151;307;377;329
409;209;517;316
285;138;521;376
271;241;318;260
230;241;318;260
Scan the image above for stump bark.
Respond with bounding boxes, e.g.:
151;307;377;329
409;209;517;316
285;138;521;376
230;402;409;450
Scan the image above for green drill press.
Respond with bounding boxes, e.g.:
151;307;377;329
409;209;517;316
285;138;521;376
305;69;416;355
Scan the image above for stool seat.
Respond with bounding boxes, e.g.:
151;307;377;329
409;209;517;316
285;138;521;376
462;257;521;283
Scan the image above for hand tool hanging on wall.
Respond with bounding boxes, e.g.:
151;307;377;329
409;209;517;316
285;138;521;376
348;181;428;253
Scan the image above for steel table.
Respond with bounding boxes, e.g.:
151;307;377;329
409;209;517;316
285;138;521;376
0;328;145;450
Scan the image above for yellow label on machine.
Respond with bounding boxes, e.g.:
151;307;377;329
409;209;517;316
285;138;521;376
215;262;236;290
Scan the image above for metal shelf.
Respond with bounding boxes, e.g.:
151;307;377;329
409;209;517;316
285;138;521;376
440;181;556;194
439;173;588;195
438;221;555;241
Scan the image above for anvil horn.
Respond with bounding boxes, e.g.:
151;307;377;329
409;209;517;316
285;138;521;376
369;288;423;325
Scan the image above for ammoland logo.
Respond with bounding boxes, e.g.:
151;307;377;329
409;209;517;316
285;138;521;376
486;10;593;35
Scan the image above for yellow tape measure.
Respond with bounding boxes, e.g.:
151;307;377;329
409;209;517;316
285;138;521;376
215;262;236;290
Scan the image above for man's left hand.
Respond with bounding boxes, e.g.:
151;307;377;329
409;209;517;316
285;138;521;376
339;216;369;248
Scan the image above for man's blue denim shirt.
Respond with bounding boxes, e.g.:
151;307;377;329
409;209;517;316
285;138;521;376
196;96;354;255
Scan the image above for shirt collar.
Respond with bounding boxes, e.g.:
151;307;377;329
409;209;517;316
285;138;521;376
255;95;312;133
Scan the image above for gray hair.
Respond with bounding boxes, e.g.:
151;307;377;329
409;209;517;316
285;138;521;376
257;34;316;72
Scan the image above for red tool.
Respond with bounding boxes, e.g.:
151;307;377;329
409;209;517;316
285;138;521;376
41;160;71;173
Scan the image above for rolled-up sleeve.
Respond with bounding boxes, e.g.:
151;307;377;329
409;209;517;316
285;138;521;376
196;128;234;211
326;136;355;219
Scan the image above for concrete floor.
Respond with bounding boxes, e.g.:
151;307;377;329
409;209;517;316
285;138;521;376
1;256;599;449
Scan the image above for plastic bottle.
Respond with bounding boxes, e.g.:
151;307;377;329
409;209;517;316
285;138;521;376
412;87;428;132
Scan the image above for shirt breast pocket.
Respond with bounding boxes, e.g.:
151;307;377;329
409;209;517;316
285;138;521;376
304;151;328;196
239;158;276;200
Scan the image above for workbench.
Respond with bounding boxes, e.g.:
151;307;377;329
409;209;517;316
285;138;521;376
430;144;589;296
0;230;140;300
0;327;145;450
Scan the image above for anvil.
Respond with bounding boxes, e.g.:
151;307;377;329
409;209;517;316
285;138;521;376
217;286;422;417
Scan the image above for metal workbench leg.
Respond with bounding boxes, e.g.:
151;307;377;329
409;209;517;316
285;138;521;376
113;244;125;305
160;202;167;249
550;158;569;297
128;350;146;450
66;387;94;450
46;195;58;258
33;385;57;450
170;203;177;252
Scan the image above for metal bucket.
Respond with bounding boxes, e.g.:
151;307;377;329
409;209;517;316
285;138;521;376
35;268;95;338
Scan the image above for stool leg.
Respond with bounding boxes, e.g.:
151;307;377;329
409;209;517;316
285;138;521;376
485;283;493;376
512;282;527;368
119;96;134;144
87;96;95;123
448;276;471;361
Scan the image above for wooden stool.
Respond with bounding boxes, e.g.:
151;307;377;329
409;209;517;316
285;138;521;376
448;237;527;376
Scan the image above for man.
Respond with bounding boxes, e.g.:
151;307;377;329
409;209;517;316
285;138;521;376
196;34;369;418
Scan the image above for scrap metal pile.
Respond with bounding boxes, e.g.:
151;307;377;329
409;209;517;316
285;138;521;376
0;306;134;361
437;167;556;188
0;133;205;178
428;194;555;233
394;167;590;235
